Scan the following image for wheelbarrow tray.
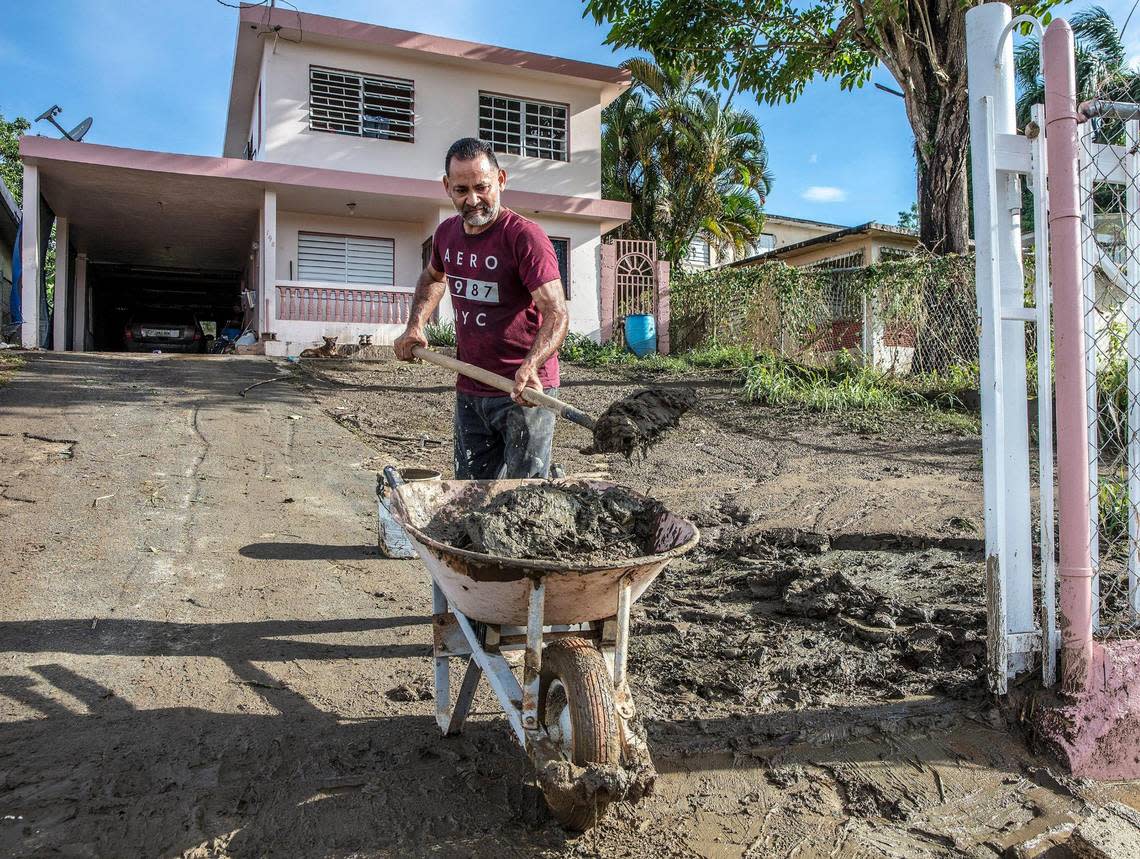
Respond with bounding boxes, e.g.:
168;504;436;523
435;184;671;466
389;478;700;626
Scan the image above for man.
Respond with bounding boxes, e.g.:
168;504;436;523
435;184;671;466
393;138;569;479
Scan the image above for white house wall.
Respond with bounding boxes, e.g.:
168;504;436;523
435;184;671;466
527;214;601;339
260;40;604;198
276;211;431;287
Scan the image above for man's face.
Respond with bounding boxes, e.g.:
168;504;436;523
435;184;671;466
444;154;506;227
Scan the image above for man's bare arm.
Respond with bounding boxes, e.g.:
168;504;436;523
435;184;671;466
394;264;447;361
511;279;569;405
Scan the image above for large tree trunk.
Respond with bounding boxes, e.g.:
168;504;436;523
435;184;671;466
876;0;972;256
869;0;976;371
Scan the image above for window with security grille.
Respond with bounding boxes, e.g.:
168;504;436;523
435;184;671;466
310;66;414;142
879;246;914;262
478;93;568;161
550;237;570;299
298;233;395;286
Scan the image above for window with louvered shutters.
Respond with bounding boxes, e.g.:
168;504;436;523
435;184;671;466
297;233;395;286
310;66;414;142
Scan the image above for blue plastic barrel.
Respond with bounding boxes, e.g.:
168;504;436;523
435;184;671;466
625;313;657;357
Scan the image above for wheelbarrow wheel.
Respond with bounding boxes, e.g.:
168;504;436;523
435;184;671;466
538;637;621;830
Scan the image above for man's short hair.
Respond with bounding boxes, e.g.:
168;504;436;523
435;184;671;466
445;138;500;175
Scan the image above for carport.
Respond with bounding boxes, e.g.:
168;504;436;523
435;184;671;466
19;139;263;351
18;137;459;353
19;137;631;354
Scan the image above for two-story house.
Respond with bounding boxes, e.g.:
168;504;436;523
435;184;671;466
17;5;632;354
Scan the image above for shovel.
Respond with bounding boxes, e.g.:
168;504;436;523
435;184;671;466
411;345;597;430
410;345;695;456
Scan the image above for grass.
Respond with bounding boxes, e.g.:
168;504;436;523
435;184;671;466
0;352;24;387
743;354;916;412
560;334;755;373
1100;473;1130;546
741;351;981;433
424;322;456;347
559;335;978;433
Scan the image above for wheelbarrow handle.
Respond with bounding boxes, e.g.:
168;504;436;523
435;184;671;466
411;346;597;431
382;466;405;492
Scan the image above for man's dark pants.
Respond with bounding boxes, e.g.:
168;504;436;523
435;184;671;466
454;389;557;479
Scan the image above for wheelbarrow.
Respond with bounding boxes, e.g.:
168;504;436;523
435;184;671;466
382;467;699;829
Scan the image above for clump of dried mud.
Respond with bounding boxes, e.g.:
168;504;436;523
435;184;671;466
424;482;666;562
628;536;988;723
589;387;697;457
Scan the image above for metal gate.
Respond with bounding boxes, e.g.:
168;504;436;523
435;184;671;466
966;4;1055;694
614;239;657;318
599;239;671;352
968;5;1140;696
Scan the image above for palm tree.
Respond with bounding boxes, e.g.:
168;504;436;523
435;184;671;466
601;57;772;265
1015;6;1140;130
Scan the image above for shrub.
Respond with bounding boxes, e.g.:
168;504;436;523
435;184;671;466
743;353;921;412
425;322;456;347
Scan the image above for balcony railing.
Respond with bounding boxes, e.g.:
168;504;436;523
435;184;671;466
276;282;414;325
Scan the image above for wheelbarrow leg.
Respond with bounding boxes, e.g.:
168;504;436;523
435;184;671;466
432;580;451;731
611;576;637;722
613;576;632;689
521;578;545;732
443;657;483;736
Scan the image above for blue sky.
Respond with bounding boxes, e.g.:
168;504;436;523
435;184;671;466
0;0;1131;227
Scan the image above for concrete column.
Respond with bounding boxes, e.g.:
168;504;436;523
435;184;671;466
599;243;616;344
73;253;87;351
20;164;40;348
52;217;68;352
262;188;277;339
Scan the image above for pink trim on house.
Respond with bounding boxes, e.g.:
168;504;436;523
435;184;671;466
243;5;631;85
277;284;411;325
19;137;632;223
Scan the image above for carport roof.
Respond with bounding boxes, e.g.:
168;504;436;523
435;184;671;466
20;137;630;270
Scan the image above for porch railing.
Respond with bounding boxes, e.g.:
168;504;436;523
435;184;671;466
276;282;414;325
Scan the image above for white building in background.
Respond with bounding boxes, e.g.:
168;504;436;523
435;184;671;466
19;5;631;354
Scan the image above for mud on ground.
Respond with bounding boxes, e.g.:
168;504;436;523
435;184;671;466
1;352;1136;859
302;354;1140;856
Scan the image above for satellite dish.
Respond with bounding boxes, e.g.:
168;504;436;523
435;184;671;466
33;104;94;142
67;118;93;142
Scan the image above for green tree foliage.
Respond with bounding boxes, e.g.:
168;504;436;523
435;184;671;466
897;202;918;231
1;112;30;205
1015;6;1138;129
602;57;772;264
585;0;1068;255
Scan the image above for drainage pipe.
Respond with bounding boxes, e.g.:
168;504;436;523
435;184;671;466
1043;19;1095;696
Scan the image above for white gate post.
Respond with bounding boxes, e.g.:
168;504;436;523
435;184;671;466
966;3;1038;691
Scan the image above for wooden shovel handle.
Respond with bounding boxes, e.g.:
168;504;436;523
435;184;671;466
411;346;596;430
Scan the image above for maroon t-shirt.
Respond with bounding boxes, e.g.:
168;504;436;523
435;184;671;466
430;208;561;396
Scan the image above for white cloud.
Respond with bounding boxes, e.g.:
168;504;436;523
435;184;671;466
808;153;818;164
802;186;847;203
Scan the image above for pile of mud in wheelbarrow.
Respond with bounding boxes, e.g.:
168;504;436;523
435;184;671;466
383;468;700;830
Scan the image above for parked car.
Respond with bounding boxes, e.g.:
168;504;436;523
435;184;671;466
124;309;206;353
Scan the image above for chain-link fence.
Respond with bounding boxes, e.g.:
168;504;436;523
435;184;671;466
671;255;979;378
1078;106;1140;633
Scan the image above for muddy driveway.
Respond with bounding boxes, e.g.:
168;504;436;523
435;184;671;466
0;353;1135;858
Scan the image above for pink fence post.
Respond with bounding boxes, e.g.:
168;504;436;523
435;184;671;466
654;259;671;355
599;243;616;344
1044;18;1095;696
